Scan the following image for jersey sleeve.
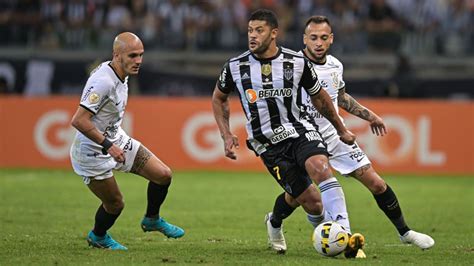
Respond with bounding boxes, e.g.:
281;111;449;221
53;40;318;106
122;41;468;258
300;58;321;96
79;78;112;115
216;61;235;94
337;59;346;90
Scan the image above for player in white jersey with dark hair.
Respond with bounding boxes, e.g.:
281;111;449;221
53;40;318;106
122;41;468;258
212;9;365;257
296;15;434;250
70;32;184;250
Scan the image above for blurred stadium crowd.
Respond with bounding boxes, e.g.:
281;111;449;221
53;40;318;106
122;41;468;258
0;0;473;98
1;0;473;56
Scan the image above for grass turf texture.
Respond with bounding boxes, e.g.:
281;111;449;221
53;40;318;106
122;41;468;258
0;169;473;265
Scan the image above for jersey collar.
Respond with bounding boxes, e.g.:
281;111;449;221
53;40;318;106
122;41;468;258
250;46;282;62
108;62;125;84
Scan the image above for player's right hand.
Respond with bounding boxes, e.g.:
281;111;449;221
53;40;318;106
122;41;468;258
108;144;126;163
223;133;239;160
338;129;356;145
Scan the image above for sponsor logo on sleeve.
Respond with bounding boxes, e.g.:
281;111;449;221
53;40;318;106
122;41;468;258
219;67;227;87
307;61;317;80
81;86;93;102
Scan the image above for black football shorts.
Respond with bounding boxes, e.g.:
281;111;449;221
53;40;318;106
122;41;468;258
260;131;329;198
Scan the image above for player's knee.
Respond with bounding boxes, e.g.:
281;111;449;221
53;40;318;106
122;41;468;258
151;165;172;184
305;156;331;184
105;198;124;214
359;171;387;194
370;178;387;195
302;200;323;215
161;166;172;181
285;193;299;207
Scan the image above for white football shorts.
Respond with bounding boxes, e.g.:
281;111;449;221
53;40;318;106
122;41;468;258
70;133;141;185
324;132;371;175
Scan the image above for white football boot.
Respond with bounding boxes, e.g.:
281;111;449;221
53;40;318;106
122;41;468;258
264;212;287;254
400;230;435;249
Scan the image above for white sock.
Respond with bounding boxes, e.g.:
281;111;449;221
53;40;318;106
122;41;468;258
306;208;327;228
318;177;351;233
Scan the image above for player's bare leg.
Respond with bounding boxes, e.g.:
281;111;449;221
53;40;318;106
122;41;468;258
86;176;127;250
132;145;184;238
350;164;434;249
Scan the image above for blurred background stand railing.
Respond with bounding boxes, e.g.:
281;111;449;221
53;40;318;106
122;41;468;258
0;48;472;99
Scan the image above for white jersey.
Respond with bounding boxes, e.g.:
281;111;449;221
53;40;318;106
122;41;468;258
70;61;142;181
298;52;371;174
298;53;345;137
71;61;129;162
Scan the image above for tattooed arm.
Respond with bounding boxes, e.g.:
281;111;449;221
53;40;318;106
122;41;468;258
338;87;387;136
310;89;355;145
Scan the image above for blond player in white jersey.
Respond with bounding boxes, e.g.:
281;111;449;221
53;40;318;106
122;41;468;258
298;16;434;250
70;32;184;250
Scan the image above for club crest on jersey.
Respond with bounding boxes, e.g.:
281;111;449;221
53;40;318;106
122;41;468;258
284;67;293;81
88;93;100;104
245;89;258;103
261;64;272;76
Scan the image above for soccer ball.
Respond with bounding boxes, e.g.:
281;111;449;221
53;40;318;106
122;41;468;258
312;221;349;257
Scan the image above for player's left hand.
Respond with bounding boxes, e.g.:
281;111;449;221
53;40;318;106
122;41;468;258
223;133;239;160
370;115;387;136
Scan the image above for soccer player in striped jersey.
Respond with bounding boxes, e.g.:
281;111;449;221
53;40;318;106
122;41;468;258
70;32;184;250
212;9;364;256
297;16;434;250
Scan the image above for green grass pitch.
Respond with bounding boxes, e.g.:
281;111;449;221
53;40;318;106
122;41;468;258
0;169;473;265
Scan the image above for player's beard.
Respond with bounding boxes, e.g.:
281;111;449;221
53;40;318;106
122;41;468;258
307;47;327;64
250;34;272;56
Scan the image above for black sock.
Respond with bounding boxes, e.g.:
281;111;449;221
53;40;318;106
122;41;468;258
270;192;296;228
93;205;121;237
374;185;410;235
145;181;170;218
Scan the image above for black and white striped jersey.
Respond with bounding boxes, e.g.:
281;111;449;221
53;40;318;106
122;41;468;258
217;47;322;155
